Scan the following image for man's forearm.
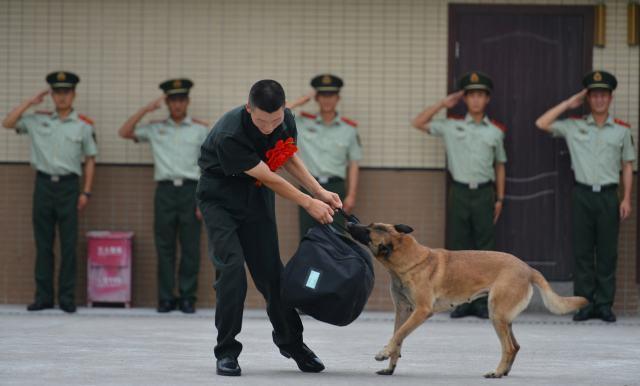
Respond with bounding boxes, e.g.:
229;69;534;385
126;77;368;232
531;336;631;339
621;162;633;201
83;157;96;193
118;108;147;139
495;163;505;200
284;155;323;195
262;170;312;208
2;99;32;129
346;161;359;197
411;101;444;132
536;100;570;132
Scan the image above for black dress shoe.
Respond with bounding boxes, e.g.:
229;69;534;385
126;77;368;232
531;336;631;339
216;357;241;376
450;303;473;318
157;300;175;313
598;308;617;323
60;303;77;313
27;302;53;311
280;343;325;373
179;299;196;314
572;306;594;322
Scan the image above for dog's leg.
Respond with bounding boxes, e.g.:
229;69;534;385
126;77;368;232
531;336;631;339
377;293;412;375
485;318;517;378
503;323;520;376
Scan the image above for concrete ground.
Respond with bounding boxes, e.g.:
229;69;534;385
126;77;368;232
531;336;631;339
1;305;639;386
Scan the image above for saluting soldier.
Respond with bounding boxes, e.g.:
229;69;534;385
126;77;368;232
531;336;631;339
198;80;341;376
535;70;635;323
411;71;507;319
287;74;362;237
118;79;209;314
2;71;98;313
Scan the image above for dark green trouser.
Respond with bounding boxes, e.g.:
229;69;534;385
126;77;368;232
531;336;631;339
198;180;303;360
32;173;79;305
154;181;201;303
299;178;346;239
572;186;619;310
448;182;495;312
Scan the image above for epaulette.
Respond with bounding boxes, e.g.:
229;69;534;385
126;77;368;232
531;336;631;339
78;114;94;126
149;119;166;124
614;118;631;128
340;116;358;127
569;115;584;120
192;118;209;126
35;110;52;115
490;119;508;133
300;111;317;120
446;114;464;120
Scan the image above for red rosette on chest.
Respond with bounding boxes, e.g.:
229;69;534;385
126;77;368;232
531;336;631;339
255;137;298;186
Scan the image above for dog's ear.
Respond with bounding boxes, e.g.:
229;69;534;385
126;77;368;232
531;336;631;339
394;224;414;234
378;243;394;260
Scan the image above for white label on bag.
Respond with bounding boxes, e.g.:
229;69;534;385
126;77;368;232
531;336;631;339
305;270;321;289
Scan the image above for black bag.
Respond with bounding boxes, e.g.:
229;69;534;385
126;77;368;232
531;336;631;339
281;212;374;326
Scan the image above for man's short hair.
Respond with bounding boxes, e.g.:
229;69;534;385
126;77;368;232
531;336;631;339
249;80;286;113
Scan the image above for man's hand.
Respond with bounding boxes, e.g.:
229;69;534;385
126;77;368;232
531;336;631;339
620;199;632;221
77;194;89;211
493;201;503;224
286;91;316;110
314;188;342;210
145;95;165;113
442;91;464;109
195;207;203;221
29;89;50;106
304;197;335;224
343;194;356;214
565;89;587;109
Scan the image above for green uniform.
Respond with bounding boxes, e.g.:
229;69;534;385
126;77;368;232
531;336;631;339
295;111;362;237
16;109;98;306
430;112;507;315
135;116;209;304
197;106;304;360
550;114;635;310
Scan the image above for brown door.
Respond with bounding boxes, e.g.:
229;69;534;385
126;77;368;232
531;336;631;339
448;5;593;280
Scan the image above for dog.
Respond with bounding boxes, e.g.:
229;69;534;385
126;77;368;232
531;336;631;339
346;222;588;378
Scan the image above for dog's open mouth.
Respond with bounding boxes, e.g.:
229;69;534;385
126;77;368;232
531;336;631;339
346;223;371;245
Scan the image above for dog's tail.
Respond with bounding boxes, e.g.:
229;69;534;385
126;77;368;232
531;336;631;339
531;269;588;315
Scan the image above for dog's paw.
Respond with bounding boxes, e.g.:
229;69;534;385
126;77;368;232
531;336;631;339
376;367;395;376
483;371;504;379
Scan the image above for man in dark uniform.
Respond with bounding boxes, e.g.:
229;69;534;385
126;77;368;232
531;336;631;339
197;80;342;376
411;71;507;319
2;71;98;313
536;71;635;322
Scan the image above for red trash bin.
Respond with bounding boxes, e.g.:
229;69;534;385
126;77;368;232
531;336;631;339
87;231;134;308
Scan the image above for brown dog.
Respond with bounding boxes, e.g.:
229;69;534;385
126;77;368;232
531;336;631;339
346;222;588;378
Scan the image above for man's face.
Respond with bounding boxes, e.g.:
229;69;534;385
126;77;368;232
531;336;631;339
586;89;612;115
51;88;75;110
315;92;340;113
166;95;189;118
463;90;490;115
246;105;285;135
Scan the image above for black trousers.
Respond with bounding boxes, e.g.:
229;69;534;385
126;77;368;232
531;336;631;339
198;179;303;360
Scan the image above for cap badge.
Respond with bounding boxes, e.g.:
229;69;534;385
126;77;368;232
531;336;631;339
57;72;66;81
470;72;479;83
593;72;602;82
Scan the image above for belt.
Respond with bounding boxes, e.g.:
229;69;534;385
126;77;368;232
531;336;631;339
158;179;198;187
575;182;618;193
314;176;344;184
452;180;492;190
36;171;78;182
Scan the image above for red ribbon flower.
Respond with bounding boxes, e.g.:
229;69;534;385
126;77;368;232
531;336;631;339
255;137;298;186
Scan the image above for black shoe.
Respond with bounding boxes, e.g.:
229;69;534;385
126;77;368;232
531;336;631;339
598;308;617;323
450;303;473;318
572;306;594;322
26;302;53;311
216;357;241;376
157;300;175;313
60;303;77;313
179;299;196;314
280;343;325;373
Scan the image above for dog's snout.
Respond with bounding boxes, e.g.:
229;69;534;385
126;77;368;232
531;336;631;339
346;223;371;244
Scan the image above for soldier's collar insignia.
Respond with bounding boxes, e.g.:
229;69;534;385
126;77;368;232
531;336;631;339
470;72;479;83
593;72;602;82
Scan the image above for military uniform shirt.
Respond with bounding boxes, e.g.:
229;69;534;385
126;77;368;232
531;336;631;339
429;114;507;183
135;116;209;181
16;110;98;176
295;112;362;179
551;115;636;185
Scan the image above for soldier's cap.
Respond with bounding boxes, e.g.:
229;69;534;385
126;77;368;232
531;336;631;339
159;78;194;97
46;71;80;90
458;71;493;93
310;74;343;94
583;70;617;91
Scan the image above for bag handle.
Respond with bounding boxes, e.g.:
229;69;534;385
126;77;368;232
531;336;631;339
327;208;360;234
